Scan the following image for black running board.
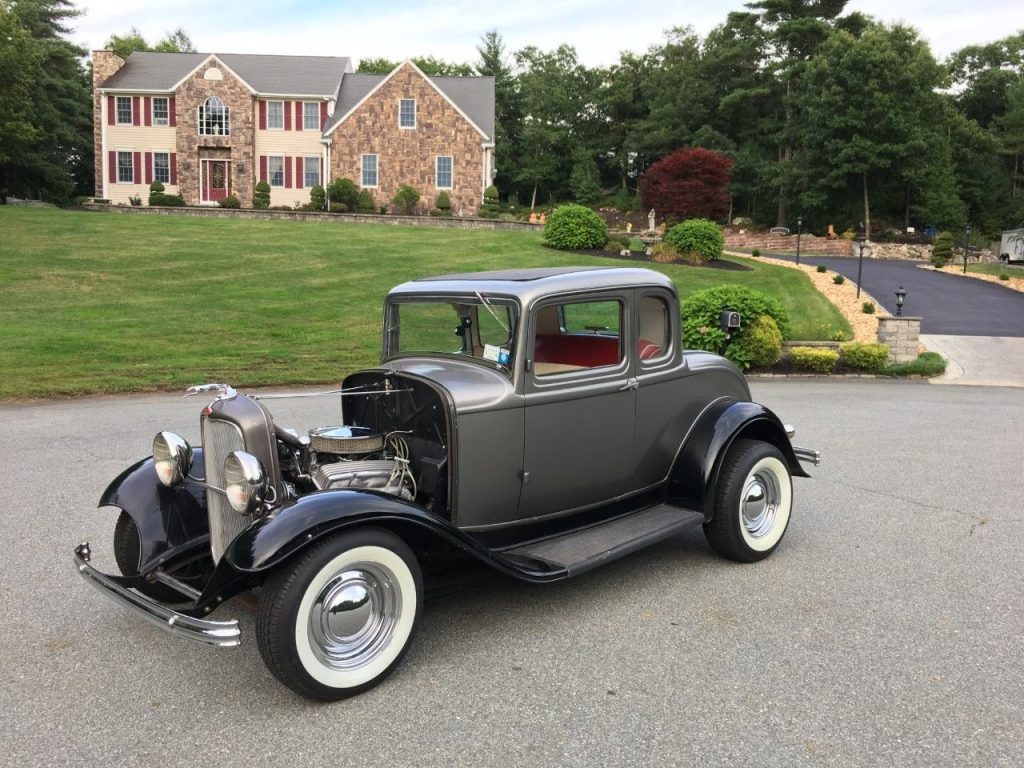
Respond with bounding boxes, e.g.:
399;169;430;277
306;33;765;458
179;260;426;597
504;504;705;577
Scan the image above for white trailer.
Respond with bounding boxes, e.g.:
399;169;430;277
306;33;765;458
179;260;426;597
1001;228;1024;263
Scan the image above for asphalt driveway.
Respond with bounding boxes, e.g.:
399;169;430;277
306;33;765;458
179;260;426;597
769;254;1024;337
3;381;1023;767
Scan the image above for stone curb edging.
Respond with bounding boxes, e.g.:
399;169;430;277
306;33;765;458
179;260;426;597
80;202;542;231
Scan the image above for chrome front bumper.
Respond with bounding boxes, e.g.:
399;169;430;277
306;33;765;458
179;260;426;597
793;446;821;467
73;543;241;648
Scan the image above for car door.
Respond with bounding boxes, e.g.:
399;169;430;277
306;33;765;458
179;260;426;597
518;291;636;520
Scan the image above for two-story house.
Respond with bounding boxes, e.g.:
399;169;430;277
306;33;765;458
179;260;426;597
93;51;495;214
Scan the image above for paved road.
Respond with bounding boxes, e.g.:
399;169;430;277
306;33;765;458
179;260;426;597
3;383;1023;767
769;254;1024;337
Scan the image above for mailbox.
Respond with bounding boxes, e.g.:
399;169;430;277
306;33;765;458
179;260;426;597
720;309;741;332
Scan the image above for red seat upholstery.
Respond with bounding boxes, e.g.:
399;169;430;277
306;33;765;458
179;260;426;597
534;333;620;367
638;339;662;360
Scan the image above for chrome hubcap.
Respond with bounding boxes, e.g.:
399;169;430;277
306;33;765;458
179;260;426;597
741;468;781;538
308;563;400;671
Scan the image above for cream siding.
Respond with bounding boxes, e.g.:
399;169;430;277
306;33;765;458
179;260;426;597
256;127;325;207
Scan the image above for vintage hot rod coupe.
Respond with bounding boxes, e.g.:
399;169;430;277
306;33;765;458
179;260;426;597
74;267;818;701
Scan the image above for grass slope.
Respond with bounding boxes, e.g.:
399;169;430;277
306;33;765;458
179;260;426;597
0;207;849;398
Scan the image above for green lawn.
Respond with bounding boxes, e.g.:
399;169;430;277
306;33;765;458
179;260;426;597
967;263;1024;277
0;207;849;398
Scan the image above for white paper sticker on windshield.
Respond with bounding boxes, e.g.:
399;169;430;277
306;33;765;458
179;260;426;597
483;344;501;362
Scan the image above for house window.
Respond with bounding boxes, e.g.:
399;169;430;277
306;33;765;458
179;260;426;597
267;100;284;130
436;156;453;189
198;96;229;136
361;154;377;187
116;96;132;125
152;97;169;126
268;155;285;187
304;157;320;188
399;99;416;128
153;152;170;184
303;102;320;131
117;151;134;183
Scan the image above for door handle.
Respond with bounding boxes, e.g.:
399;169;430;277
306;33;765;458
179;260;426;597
619;377;639;391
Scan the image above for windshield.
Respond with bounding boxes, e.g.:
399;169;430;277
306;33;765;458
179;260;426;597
385;297;518;372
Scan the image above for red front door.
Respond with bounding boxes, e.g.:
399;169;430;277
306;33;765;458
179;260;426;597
203;161;229;201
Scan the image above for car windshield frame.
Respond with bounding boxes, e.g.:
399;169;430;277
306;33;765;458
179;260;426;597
382;294;521;375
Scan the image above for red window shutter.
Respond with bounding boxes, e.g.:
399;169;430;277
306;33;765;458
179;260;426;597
295;102;303;131
284;103;291;131
170;153;177;185
108;151;116;183
107;95;115;125
143;97;151;126
320;158;324;183
133;152;141;184
144;152;152;184
259;156;267;183
169;97;176;127
132;97;140;126
320;102;327;131
295;157;303;189
284;157;292;188
259;101;266;130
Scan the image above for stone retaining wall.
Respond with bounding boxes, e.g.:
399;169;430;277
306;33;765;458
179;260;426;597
81;202;540;231
724;232;854;256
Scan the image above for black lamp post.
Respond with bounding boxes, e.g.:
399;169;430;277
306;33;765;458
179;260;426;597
796;216;803;266
895;285;906;317
963;223;972;274
856;222;866;299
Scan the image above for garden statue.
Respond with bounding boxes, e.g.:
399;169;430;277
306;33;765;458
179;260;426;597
648;209;656;233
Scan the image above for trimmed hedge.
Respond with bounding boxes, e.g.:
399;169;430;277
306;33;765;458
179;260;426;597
681;285;789;370
542;204;608;250
664;218;724;261
842;342;888;373
790;346;839;373
252;181;270;209
733;315;783;369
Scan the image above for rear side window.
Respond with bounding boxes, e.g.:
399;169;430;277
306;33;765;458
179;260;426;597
533;299;623;376
638;295;670;361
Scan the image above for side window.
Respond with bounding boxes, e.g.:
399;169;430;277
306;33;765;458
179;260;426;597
533;299;623;376
638;295;670;361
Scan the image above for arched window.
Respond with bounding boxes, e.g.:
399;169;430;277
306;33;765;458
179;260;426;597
198;96;230;136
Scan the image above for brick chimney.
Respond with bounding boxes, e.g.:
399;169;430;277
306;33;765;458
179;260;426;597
92;50;126;197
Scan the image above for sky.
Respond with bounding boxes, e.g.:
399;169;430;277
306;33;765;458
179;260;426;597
69;0;1024;67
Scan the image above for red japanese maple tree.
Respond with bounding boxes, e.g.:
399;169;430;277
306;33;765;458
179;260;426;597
639;148;732;223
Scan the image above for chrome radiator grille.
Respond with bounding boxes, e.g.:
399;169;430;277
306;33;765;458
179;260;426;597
202;417;248;563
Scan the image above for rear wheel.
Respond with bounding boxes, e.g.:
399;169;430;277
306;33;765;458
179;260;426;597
257;528;423;701
704;439;793;563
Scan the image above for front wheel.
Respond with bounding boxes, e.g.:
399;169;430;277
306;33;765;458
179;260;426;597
704;439;793;563
256;528;423;701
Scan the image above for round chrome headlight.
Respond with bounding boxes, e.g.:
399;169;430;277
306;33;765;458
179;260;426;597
152;431;193;487
223;451;268;515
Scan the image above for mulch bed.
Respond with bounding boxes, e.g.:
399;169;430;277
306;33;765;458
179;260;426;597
567;248;753;272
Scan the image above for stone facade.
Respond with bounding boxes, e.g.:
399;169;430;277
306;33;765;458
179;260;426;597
174;62;256;207
877;316;922;363
329;63;488;215
92;50;125;197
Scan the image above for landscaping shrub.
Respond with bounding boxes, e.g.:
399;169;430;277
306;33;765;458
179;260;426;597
478;185;500;218
816;264;827;273
434;191;452;216
649;242;680;263
157;193;184;207
329;202;348;213
217;195;241;209
733;315;783;369
999;272;1010;281
379;205;388;214
269;205;293;211
252;181;270;209
932;231;953;264
309;184;326;211
833;274;845;285
681;285;790;368
638;147;732;223
357;190;375;212
604;234;630;254
129;195;142;206
542;204;608;250
664;218;724;262
610;187;635;211
327;178;359;210
842;342;888;373
148;181;165;206
790;346;839;374
884;352;946;377
391;185;420;214
751;248;761;258
862;301;875;314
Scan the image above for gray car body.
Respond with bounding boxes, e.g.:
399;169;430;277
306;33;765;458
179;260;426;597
377;266;755;531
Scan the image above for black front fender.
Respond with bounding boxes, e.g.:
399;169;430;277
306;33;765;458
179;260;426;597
222;488;563;581
98;450;209;571
671;401;809;518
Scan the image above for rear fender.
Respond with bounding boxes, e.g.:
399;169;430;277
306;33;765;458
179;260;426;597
222;488;561;581
670;401;809;519
98;450;209;571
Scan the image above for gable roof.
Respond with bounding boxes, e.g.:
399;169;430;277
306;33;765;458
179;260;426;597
325;63;495;141
100;51;352;97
